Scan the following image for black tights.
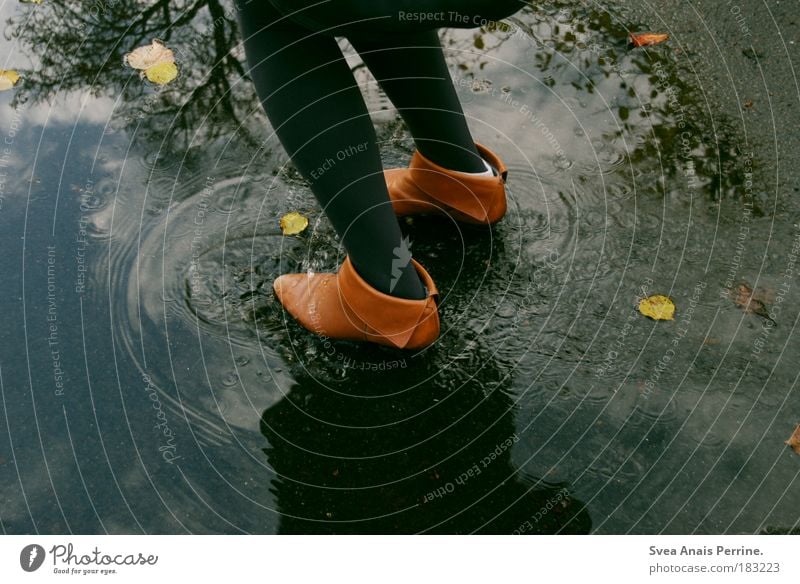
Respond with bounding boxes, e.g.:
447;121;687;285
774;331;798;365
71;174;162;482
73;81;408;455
234;0;525;299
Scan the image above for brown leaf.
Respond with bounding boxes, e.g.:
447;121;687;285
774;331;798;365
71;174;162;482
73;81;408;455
786;425;800;454
629;32;670;47
729;283;775;323
731;283;755;308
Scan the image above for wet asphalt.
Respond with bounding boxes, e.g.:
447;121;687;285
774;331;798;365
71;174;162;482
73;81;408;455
617;0;799;205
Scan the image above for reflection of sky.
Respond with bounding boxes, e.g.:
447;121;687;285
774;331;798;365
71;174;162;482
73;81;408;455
0;2;32;64
0;2;117;126
440;27;646;173
0;91;117;126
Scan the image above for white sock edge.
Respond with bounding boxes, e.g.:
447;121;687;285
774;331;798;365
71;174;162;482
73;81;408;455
451;158;495;177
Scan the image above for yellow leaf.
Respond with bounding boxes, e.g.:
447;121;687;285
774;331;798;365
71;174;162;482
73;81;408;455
145;62;178;85
279;212;308;236
638;294;675;321
124;39;175;71
0;70;21;91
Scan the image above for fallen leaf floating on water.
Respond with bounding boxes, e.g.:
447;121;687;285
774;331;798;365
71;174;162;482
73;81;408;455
279;212;308;236
145;62;178;85
124;39;178;85
124;39;174;70
629;32;670;48
638;294;675;321
785;425;800;455
0;70;20;91
729;282;775;324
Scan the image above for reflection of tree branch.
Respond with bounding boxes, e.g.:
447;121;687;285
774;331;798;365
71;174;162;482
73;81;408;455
128;2;164;34
171;0;210;28
349;62;366;75
7;0;260;148
7;0;743;203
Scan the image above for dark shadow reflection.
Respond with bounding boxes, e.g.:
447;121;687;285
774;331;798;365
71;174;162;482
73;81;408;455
260;223;590;534
260;358;591;534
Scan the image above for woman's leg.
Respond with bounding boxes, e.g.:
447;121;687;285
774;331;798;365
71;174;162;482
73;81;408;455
258;0;527;173
349;30;486;173
235;0;425;299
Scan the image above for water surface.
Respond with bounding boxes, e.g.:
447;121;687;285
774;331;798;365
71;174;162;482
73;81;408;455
1;0;798;534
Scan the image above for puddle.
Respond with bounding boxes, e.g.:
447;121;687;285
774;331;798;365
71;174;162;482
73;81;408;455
1;0;797;534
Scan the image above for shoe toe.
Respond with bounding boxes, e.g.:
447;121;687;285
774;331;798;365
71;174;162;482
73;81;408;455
273;273;308;312
274;272;337;333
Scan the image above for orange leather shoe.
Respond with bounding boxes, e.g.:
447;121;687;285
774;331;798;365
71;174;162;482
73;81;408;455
273;256;440;349
384;142;509;225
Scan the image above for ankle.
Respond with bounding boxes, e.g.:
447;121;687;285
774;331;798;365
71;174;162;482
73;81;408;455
349;257;426;301
416;143;488;174
389;262;427;300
